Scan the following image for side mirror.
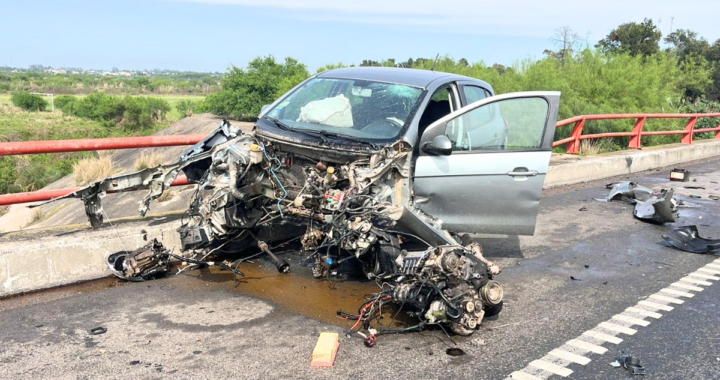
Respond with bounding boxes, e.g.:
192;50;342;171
260;104;271;115
422;135;453;156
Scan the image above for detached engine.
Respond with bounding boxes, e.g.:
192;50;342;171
339;242;502;343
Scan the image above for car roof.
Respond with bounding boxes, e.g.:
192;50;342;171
315;67;491;90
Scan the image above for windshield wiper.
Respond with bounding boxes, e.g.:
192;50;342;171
263;116;328;144
303;130;379;150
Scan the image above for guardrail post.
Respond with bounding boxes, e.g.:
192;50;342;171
681;117;697;145
628;117;646;149
715;120;720;139
566;119;585;154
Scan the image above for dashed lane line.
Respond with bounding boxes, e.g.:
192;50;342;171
669;282;703;292
649;293;685;304
660;287;695;298
638;300;673;311
566;339;607;354
697;267;720;275
599;321;637;335
548;349;591;365
611;314;650;327
528;360;574;377
678;276;712;286
509;371;543;380
505;258;718;379
688;272;720;281
582;330;622;344
625;307;662;319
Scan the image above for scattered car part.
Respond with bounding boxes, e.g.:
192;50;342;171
598;181;654;202
89;327;107;335
613;353;647;375
670;168;690;182
106;239;172;282
338;243;502;344
107;238;246;281
683;186;705;190
633;189;678;224
662;225;720;254
445;348;465;356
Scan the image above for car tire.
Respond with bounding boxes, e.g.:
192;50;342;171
364;233;400;277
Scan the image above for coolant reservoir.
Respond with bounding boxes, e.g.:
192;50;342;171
249;143;263;164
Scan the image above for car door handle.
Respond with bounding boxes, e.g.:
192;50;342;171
507;169;538;176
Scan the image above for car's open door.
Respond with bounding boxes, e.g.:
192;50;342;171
412;91;560;235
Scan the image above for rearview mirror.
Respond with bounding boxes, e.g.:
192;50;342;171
422;135;452;156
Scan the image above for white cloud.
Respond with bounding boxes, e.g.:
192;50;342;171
164;0;720;41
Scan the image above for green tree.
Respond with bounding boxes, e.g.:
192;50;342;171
596;18;662;57
201;56;309;119
11;92;48;111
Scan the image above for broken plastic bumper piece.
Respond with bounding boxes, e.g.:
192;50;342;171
662;225;720;254
633;189;678;224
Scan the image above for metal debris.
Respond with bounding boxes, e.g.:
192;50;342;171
600;181;654;202
612;353;647;375
89;327;107;335
633;189;678;224
446;348;466;356
662;225;720;254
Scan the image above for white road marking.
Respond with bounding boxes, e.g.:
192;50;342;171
638;300;674;311
626;306;662;319
549;349;591;365
599;321;638;334
697;267;720;275
505;261;719;379
612;314;651;327
566;339;607;354
689;272;720;281
670;282;703;292
649;293;684;304
509;371;543;380
679;276;712;286
582;330;623;344
660;288;695;298
529;360;573;377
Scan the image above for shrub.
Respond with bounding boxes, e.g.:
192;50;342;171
133;151;163;170
54;95;77;113
175;99;197;118
72;155;115;185
11;92;48;111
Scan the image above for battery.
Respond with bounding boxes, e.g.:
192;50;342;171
669;168;690;182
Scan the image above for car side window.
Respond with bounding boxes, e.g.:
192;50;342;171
444;97;549;151
462;85;489;105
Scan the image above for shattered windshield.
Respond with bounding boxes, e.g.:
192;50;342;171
264;77;423;140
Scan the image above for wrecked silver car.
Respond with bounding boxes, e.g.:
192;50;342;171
35;67;560;336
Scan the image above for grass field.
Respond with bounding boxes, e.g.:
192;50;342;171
0;93;205;120
0;93;205;194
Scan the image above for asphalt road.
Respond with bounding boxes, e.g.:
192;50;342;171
1;158;719;380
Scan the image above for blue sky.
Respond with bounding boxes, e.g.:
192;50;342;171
2;0;717;72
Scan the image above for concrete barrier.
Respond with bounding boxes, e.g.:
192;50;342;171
2;139;720;298
545;139;720;188
0;218;182;297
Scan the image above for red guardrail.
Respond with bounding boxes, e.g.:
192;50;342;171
0;134;205;206
553;113;720;154
0;134;207;156
3;113;720;206
0;177;191;206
